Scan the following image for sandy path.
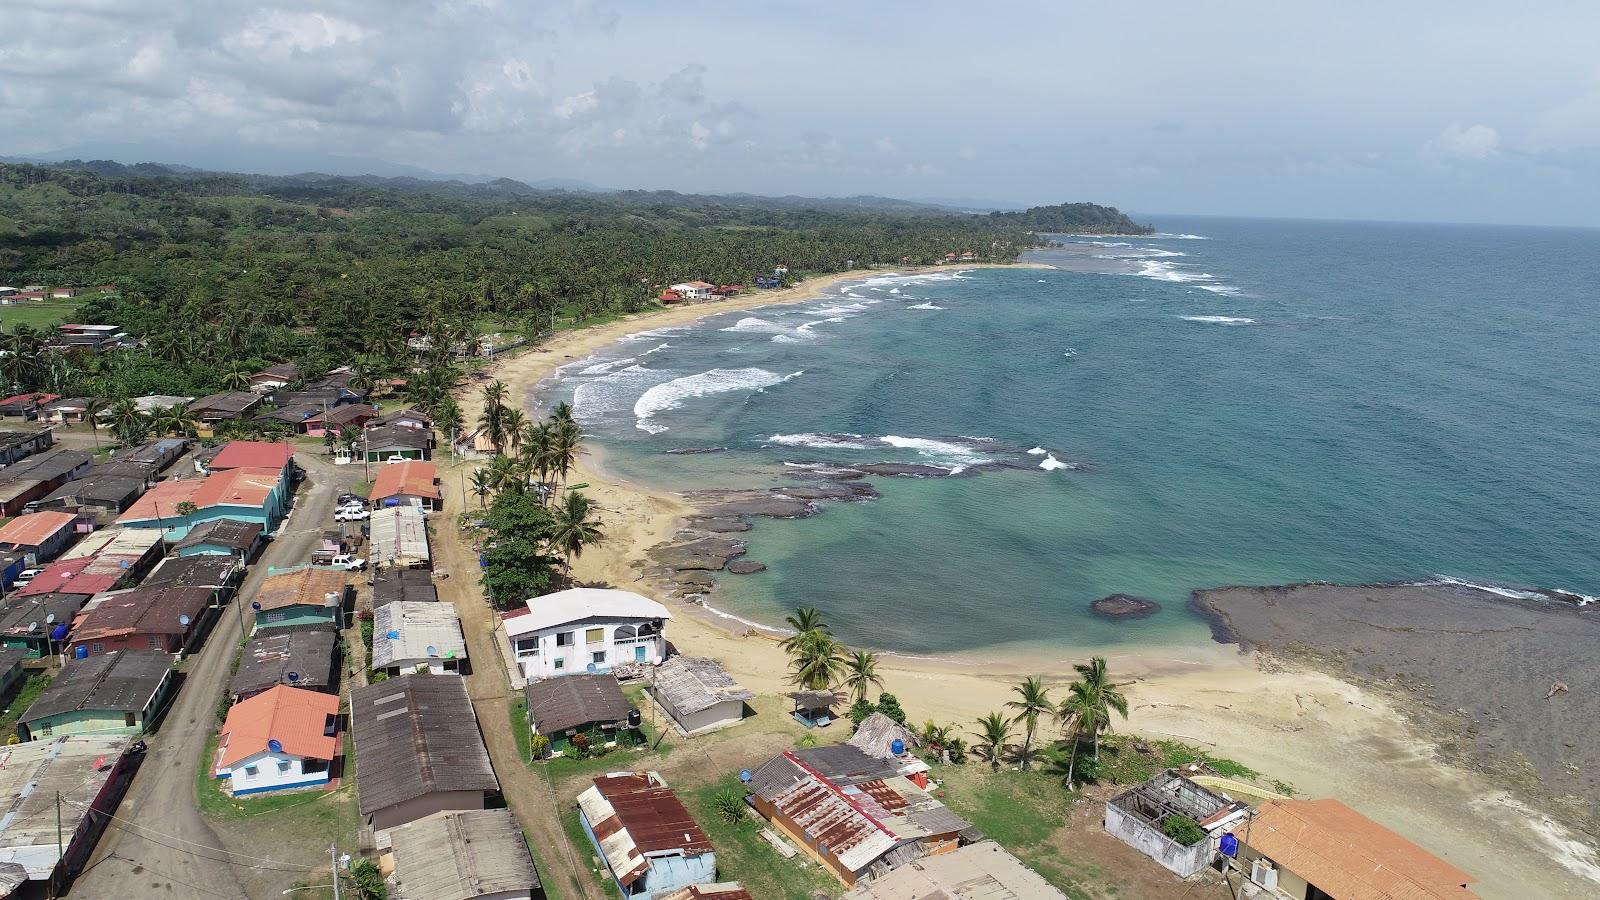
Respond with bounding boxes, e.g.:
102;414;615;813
446;268;1598;899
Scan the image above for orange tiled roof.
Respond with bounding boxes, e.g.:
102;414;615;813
118;467;279;523
370;460;439;501
0;511;76;549
217;685;339;768
208;441;294;472
1246;799;1479;900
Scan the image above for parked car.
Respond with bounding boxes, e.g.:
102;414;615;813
337;493;361;506
334;508;370;522
13;568;43;588
330;554;366;571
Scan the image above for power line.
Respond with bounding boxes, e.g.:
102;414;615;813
60;797;319;872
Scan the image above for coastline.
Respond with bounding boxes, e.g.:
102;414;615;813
448;265;1600;899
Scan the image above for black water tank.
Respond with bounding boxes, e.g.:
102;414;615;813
627;707;642;729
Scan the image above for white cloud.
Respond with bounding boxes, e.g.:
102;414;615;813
1425;122;1501;161
554;91;599;119
874;136;897;154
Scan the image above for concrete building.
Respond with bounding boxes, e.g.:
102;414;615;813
19;650;176;740
66;583;218;658
115;466;289;540
370;460;442;512
213;685;341;795
251;565;349;632
841;841;1068;899
351;674;499;830
576;772;716;898
503;588;669;683
1104;771;1244;878
648;656;752;735
371;601;468;676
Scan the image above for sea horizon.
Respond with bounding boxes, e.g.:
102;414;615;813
535;215;1600;653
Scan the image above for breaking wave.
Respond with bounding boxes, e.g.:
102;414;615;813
1179;315;1257;325
633;368;802;433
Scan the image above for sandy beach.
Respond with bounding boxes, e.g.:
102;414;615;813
448;267;1600;899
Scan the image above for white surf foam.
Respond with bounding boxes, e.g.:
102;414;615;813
888;287;901;294
771;335;802;344
1149;232;1209;240
1179;315;1257;325
1136;260;1215;283
720;316;787;334
578;357;635;375
1196;284;1242;296
1039;454;1070;471
880;435;990;472
1421;576;1598;606
572;364;665;423
633;367;802;433
767;433;873;450
619;326;688;343
906;302;944;310
1026;447;1047;456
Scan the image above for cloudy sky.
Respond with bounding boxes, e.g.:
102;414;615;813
4;1;1599;225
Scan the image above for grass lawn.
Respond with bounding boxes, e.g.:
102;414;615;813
511;686;674;778
560;807;625;899
0;673;51;741
681;776;843;899
0;300;82;331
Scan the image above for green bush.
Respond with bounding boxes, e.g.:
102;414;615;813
1161;814;1207;847
875;693;906;725
713;789;747;825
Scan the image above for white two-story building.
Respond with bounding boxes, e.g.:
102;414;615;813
503;588;670;683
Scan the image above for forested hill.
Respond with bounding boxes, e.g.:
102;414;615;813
0;159;1135;417
987;201;1152;234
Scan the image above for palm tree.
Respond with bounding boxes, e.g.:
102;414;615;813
787;629;846;691
549;419;582;486
479;380;508;451
841;650;884;704
550;400;576;427
780;607;830;654
971;712;1013;771
1056;681;1094;788
469;468;494;507
106;398;148;446
1071;656;1129;760
1006;676;1053;771
81;397;107;451
502;408;528;454
221;363;252;391
547;490;604;571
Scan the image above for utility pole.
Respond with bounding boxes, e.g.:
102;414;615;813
329;843;341;900
51;791;62;900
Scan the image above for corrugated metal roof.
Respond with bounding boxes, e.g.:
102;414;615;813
368;506;429;568
71;584;213;644
841;840;1069;899
525;674;632;737
229;624;338;699
207;440;292;471
350;674;497;818
370;460;439;501
21;650;172;721
577;772;712;888
253;565;348;612
217;685;339;768
384;809;540;900
0;511;75;550
371;601;466;669
0;735;132;888
371;569;437;608
651;656;753;716
173;520;262;552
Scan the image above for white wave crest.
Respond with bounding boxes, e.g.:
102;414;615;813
1149;232;1209;240
1136;260;1214;283
1196;284;1242;296
880;435;990;472
578;357;635;375
633;367;802;433
771;335;803;344
767;433;872;450
906;302;944;310
720;316;787;334
1026;447;1047;456
1179;315;1256;325
619;326;688;343
572;364;663;423
1039;454;1070;471
888;287;901;294
1421;576;1598;606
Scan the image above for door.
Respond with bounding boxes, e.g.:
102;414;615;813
634;645;647;663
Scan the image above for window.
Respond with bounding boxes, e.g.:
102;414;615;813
553;658;565;670
243;765;258;779
148;636;164;650
277;760;292;774
585;627;605;645
514;637;540;658
555;631;573;647
591;651;606;665
613;625;637;642
91;642;104;653
39;723;52;737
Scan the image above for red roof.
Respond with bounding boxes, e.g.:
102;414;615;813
0;511;77;549
370;461;440;501
0;393;59;406
208;441;294;472
117;467;280;523
14;556;120;598
217;685;341;769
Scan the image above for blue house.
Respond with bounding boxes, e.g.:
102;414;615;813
576;772;717;897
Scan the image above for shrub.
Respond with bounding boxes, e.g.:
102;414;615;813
713;789;747;825
1161;814;1207;847
849;697;876;728
875;693;906;725
347;859;387;900
529;734;550;760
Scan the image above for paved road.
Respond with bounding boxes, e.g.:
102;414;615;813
71;450;349;899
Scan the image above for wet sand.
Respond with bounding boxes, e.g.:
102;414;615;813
446;267;1600;899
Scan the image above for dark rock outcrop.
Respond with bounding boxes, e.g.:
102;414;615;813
725;560;767;575
1090;594;1161;620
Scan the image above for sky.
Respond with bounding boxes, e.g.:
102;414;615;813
3;1;1600;226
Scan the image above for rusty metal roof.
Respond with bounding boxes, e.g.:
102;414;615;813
576;772;712;888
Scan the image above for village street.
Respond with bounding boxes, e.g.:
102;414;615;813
72;450;351;899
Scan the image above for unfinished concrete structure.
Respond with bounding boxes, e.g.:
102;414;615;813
1104;771;1246;878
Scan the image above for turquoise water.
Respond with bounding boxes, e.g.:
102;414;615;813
539;217;1600;654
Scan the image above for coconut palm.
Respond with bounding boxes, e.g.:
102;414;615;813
81;397;107;450
841;650;884;704
787;629;846;692
221;363;252;391
1071;656;1129;760
780;607;830;654
971;712;1013;771
547;489;604;571
550;400;576;427
1006;676;1053;771
106;398;148;446
549;419;582;486
501;408;527;454
1055;682;1095;788
469;468;494;507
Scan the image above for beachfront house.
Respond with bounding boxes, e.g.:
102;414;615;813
576;772;717;897
524;673;637;758
648;655;753;735
501;587;670;685
370;600;468;676
746;744;973;886
668;281;715;301
382;808;543;900
351;674;499;830
369;460;442;512
1104;771;1246;878
213;685;341;795
1234;798;1480;900
18;650;176;740
363;424;435;462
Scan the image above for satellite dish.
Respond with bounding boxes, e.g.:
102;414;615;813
45;614;55;624
251;601;262;611
586;662;597;673
738;769;752;783
287;670;300;682
27;621;37;633
387;630;400;640
425;644;438;657
179;614;191;626
267;738;283;754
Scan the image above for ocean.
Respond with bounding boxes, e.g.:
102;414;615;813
536;216;1600;655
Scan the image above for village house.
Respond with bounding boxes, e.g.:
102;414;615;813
370;600;468;676
368;505;430;569
0;510;82;567
371;407;432;431
1104;771;1246;878
371;568;438;608
0;393;60;421
746;744;973;887
187;391;263;435
13;527;163;602
251;565;349;632
213;685;341;795
256;401;322;433
306;402;377;436
248;363;301;393
30;472;148;520
0;428;52;465
173;519;265;561
0;591;82;657
660;886;754;900
381;808;543;900
576;771;718;898
19;649;176;740
206;439;296;476
1234;798;1480;900
53;324;127;353
127;394;196;416
8;290;47;302
140;553;244;603
0;449;94;516
501;587;670;685
40;397;92;426
116;466;287;540
229;622;340;703
648;655;753;735
668;280;716;301
0;647;28;705
351;674;500;830
364;424;435;462
49;288;77;299
66;583;218;658
0;735;144;897
524;673;637;758
114;438;189;473
841;840;1068;899
370;459;442;511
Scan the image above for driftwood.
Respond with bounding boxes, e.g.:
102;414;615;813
1545;681;1569;700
